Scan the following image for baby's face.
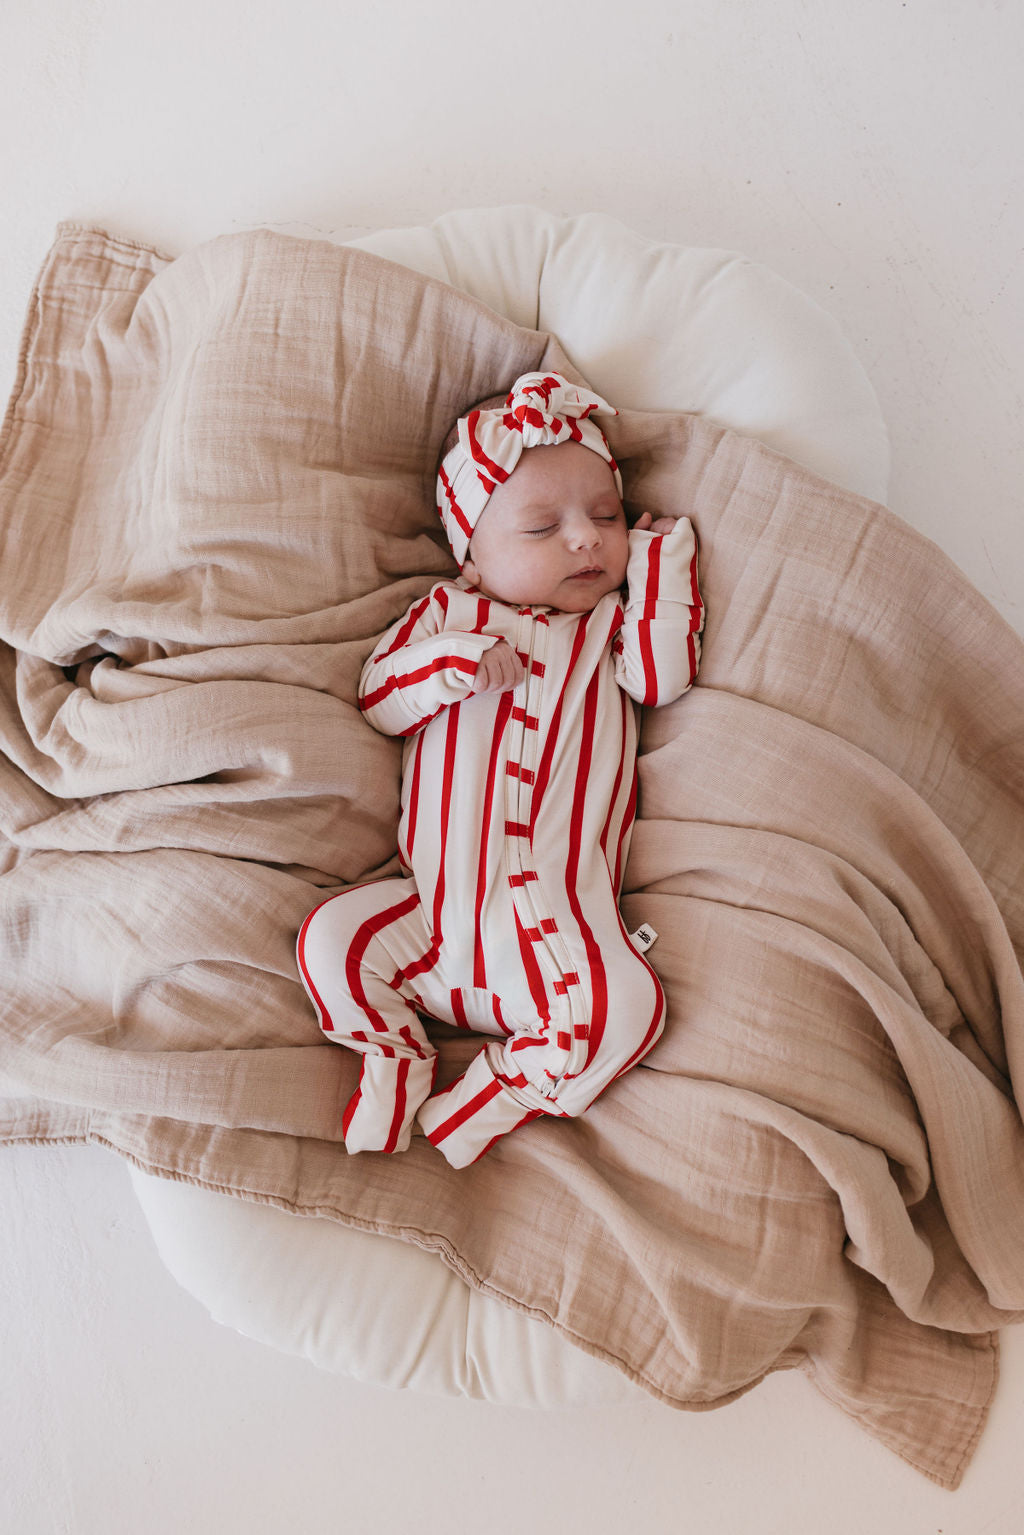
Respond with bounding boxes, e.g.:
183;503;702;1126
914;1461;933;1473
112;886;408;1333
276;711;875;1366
461;441;629;612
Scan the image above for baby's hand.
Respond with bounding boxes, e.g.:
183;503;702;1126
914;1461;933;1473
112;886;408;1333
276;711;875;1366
633;510;680;535
470;640;526;695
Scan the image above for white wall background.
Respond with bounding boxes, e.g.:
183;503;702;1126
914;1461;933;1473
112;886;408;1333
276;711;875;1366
2;2;1022;1532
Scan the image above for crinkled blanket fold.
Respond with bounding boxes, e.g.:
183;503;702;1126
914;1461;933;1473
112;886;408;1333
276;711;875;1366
2;225;1023;1490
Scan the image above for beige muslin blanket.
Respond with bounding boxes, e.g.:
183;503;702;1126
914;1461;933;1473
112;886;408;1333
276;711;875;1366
2;225;1023;1490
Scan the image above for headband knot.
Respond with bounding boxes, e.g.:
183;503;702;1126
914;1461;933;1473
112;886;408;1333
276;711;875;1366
436;371;621;565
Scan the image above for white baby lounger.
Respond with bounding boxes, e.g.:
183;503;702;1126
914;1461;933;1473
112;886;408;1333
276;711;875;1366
129;205;889;1403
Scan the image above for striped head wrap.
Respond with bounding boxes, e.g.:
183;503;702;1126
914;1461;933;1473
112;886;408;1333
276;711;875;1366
436;371;622;566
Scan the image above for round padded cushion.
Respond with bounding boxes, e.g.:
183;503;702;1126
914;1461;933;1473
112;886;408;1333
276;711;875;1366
346;205;889;501
129;204;889;1403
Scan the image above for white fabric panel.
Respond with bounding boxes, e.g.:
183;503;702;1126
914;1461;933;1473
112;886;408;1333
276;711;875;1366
130;204;889;1402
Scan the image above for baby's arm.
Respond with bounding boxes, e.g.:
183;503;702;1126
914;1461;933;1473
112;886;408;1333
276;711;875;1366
614;514;705;706
359;589;506;736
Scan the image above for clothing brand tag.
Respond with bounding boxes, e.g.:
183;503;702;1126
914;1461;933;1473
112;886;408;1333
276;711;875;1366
628;924;658;954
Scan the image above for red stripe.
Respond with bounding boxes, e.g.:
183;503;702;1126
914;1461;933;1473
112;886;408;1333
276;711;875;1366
296;898;337;1032
473;690;514;986
400;702;460;984
397;1018;423;1053
529;611;592;833
380;593;434;658
395;705;445;738
612;975;666;1081
504;821;531;837
562;672;609;1065
688;545;703;623
470;1109;544;1163
400;939;442;984
425;1075;505;1146
637;537;662;704
505;762;535;783
432;703;460;942
360;653;478;713
684;544;703;686
383;1057;411;1153
342;888;424;1041
508;871;539;887
599;893;669;1089
511;707;539;729
466;410;513;485
513;908;551;1022
615;761;639;893
492;994;512;1035
403;733;424;862
341;1081;363;1137
296;882;405;1035
600;689;630;893
438;464;474;542
424;1076;457;1107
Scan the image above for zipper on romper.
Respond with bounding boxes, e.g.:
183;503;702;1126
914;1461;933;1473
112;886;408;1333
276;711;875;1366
509;609;588;1091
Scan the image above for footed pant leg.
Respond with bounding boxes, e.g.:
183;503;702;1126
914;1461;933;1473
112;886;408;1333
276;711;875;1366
418;939;667;1169
416;1047;547;1169
296;879;438;1154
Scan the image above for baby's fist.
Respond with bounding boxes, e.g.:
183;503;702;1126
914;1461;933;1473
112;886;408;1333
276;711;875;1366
633;510;679;535
470;640;526;694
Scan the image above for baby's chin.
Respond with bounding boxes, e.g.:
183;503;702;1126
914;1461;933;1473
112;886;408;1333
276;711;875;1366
549;572;625;611
467;574;623;611
548;589;616;613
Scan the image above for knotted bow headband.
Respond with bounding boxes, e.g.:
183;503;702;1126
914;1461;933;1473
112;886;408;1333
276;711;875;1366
436;371;622;566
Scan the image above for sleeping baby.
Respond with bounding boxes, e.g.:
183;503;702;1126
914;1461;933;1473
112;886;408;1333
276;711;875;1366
296;372;704;1168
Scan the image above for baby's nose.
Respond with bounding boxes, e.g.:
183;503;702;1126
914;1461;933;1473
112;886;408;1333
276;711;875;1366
566;514;601;548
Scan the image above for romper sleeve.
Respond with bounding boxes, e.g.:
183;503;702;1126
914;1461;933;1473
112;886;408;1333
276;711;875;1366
358;586;501;737
613;518;705;707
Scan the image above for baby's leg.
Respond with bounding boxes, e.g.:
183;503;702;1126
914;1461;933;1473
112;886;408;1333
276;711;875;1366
540;944;667;1122
418;935;666;1168
296;878;438;1154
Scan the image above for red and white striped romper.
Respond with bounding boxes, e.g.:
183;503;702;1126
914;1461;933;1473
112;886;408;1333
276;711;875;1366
296;518;703;1168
